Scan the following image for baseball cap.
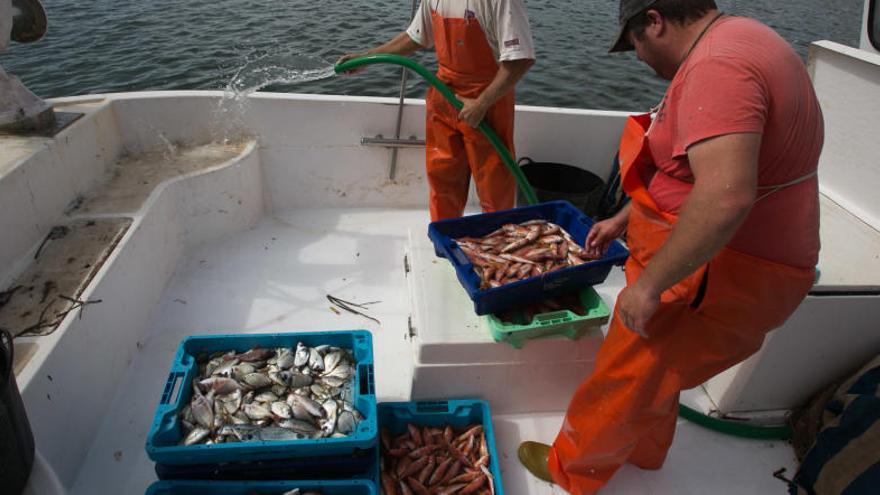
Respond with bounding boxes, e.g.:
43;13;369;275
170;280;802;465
610;0;657;52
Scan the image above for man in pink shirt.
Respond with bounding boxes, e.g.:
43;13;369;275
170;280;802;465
518;1;824;493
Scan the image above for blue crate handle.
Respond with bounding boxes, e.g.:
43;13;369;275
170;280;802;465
153;353;195;435
358;363;376;396
160;371;185;406
414;400;452;414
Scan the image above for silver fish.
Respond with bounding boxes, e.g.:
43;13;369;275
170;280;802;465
287;393;326;418
294;342;310;367
278;419;320;436
179;403;194;425
322;351;343;375
254;391;279;403
238;347;275;362
324;363;353;381
241;372;273;389
243;403;272;421
268;370;288;388
181;427;210;446
287;372;313;389
321;399;338;437
221;425;310;442
288;401;313;421
270;401;293;419
230;412;250;425
231;363;256;381
257;426;312;441
276;348;296;369
336;410;356;435
310;383;329;398
190;384;214;430
211;358;240;377
321;375;348;389
213;399;227;428
199;377;242;395
308;348;325;372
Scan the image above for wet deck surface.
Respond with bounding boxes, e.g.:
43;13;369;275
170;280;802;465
0;217;131;338
71;142;246;215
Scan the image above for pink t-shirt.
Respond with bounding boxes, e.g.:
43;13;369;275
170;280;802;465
646;16;824;268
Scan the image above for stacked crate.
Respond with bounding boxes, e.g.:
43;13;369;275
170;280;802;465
144;331;379;492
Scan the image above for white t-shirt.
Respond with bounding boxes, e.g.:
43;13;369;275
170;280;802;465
406;0;535;62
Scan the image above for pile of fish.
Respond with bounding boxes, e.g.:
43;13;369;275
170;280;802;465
178;343;362;446
455;219;597;289
379;423;494;495
496;291;586;324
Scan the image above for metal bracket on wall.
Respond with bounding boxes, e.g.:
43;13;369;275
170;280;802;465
383;0;422;181
361;135;425;149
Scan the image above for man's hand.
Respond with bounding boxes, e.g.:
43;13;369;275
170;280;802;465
616;280;660;338
336;52;367;75
457;95;489;128
585;213;628;259
454;58;533;128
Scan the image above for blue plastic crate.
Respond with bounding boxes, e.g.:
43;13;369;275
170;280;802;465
145;330;377;466
428;200;629;315
154;445;377;481
377;399;504;495
145;479;376;495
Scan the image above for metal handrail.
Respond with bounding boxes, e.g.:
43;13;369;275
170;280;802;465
387;0;421;180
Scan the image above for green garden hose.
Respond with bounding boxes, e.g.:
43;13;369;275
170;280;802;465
679;404;791;440
334;54;792;441
335;54;539;205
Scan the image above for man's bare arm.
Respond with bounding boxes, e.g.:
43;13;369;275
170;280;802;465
458;58;534;127
337;32;424;69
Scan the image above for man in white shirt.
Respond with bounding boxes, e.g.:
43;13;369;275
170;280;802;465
339;0;535;221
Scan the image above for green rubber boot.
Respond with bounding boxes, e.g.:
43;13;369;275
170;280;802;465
518;441;555;483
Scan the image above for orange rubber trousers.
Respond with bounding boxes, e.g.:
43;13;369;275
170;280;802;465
547;114;815;494
425;87;515;221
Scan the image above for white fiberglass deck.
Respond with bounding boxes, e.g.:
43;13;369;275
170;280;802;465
66;208;795;495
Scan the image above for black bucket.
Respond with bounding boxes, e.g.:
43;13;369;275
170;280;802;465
516;157;606;217
0;329;35;494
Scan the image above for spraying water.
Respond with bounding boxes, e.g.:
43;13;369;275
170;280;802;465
212;50;336;144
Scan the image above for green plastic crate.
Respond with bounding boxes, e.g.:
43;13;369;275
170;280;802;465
485;287;610;349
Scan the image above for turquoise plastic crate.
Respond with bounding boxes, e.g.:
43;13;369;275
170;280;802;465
154;446;377;481
145;330;377;466
485;287;610;349
377;400;504;495
145;479;376;495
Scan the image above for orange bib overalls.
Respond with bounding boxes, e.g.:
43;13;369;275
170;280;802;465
425;7;516;221
547;113;816;494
